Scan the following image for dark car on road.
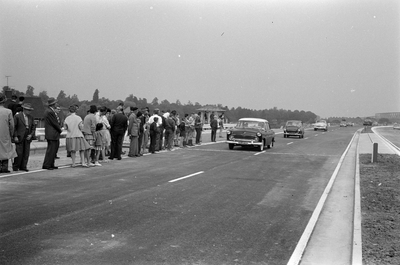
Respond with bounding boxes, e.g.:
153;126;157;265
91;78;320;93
226;118;275;151
283;120;305;138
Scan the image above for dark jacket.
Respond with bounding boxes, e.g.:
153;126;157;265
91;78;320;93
210;119;218;130
110;113;128;134
44;107;62;140
13;112;36;142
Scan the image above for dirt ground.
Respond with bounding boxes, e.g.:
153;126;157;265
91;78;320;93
359;154;400;265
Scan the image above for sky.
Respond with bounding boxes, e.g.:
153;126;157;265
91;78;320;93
1;0;399;118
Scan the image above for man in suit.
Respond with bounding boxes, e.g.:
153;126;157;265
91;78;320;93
13;103;36;171
109;106;128;160
42;98;62;170
127;107;139;157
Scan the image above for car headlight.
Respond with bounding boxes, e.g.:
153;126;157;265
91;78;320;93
228;135;234;140
256;132;261;137
227;130;231;135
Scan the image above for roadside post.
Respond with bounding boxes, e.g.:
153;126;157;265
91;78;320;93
372;143;378;163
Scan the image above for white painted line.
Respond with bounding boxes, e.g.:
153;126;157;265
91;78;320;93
304;137;309;140
168;171;204;183
287;131;358;265
287;142;293;145
254;151;266;156
315;134;318;137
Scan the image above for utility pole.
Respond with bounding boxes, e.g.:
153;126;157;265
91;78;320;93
5;75;11;88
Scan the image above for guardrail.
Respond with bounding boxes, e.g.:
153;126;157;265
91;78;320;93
35;128;67;141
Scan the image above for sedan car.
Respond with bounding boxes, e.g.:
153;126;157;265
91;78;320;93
226;118;275;151
314;120;328;131
394;123;400;130
283;120;304;138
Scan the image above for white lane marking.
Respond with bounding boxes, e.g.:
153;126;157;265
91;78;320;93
304;137;309;140
287;131;358;265
287;142;294;145
315;134;318;137
254;151;266;156
169;171;204;183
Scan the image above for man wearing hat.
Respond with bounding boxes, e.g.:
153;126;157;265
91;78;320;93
13;103;36;171
7;94;19;116
42;98;62;170
0;93;16;173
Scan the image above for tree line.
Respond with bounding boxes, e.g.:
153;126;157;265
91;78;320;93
2;85;318;126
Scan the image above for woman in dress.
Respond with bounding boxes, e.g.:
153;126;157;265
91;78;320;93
98;106;111;156
63;105;91;167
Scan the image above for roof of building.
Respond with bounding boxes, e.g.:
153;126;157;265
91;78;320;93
5;96;46;119
196;105;226;112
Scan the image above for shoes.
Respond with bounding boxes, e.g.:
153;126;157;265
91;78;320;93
81;163;89;168
21;168;29;172
13;167;18;171
1;170;11;173
42;167;54;170
88;163;95;167
94;162;102;166
108;157;114;160
52;167;58;169
117;157;122;160
55;156;60;159
128;155;135;157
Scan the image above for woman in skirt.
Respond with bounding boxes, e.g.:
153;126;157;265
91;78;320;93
63;105;91;167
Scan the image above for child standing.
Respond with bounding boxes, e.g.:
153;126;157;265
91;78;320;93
93;123;106;166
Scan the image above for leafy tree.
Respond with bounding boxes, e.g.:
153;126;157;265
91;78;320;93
92;89;99;103
151;97;159;106
57;90;67;101
26;85;35;96
38;90;49;103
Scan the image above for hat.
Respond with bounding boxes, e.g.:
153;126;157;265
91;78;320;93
47;98;58;106
130;107;138;111
0;93;6;104
22;103;34;110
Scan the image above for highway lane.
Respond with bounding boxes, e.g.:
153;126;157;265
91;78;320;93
373;126;400;149
0;126;360;265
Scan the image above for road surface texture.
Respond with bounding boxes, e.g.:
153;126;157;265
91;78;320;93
0;127;359;265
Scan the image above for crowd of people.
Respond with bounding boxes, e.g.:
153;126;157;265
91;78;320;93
0;92;225;173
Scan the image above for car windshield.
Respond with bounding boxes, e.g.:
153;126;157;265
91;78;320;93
236;121;264;129
286;121;301;126
317;120;327;124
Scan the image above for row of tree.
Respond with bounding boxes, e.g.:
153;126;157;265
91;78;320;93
3;85;320;125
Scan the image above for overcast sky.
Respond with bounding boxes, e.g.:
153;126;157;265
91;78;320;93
1;0;399;118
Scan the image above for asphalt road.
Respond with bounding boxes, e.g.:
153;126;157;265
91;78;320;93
373;126;400;148
0;126;360;265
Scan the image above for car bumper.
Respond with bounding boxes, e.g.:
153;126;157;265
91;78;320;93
226;140;262;146
284;132;302;136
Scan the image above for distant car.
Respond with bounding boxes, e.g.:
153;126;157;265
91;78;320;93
226;118;275;151
340;122;347;127
283;120;305;138
393;123;400;130
314;120;328;131
363;119;373;126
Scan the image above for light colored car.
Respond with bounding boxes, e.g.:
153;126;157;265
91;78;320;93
226;118;275;151
314;120;328;131
393;123;400;130
283;120;305;138
340;122;347;127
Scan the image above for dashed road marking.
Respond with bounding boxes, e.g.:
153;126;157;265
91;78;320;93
287;142;294;145
169;171;204;183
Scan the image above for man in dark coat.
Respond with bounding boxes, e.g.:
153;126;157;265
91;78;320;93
210;116;218;142
6;94;19;116
13;103;36;171
109;106;128;160
42;98;62;170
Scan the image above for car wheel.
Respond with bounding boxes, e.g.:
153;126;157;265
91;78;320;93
314;128;317;131
284;134;286;138
228;144;234;150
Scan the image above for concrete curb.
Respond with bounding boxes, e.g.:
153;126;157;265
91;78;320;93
352;130;362;265
287;130;359;265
